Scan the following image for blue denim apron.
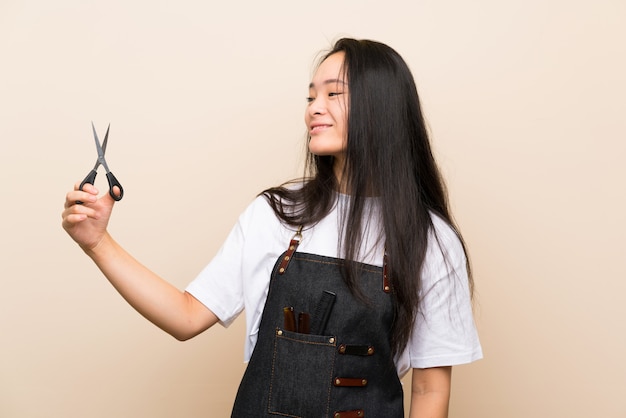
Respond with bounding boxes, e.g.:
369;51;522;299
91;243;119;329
231;232;404;417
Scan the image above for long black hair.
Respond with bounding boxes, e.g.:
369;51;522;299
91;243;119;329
262;38;472;356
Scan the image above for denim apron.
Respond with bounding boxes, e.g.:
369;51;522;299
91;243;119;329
231;231;404;417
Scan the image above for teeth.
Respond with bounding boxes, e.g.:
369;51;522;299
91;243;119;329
311;125;329;132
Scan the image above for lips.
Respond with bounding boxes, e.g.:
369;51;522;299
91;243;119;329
309;123;332;134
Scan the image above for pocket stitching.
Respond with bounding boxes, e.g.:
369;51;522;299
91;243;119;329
268;329;337;417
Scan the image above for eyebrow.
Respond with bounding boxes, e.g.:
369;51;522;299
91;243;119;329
308;79;348;89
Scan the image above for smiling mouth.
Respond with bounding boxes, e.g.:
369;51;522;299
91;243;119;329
310;124;331;134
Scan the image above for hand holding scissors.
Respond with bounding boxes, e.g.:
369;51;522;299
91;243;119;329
79;122;124;201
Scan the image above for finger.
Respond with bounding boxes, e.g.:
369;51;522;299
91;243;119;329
67;182;99;207
62;199;96;218
65;189;97;208
111;185;122;199
62;212;88;225
74;182;99;194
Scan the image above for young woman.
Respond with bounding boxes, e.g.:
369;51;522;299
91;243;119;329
62;38;482;418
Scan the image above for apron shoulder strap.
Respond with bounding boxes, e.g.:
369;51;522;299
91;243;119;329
277;226;303;275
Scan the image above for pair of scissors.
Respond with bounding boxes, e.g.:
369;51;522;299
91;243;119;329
79;122;124;201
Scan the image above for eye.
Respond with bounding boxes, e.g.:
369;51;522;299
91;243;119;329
306;96;315;103
328;92;343;97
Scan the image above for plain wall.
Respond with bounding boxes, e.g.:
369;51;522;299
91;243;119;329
1;1;625;417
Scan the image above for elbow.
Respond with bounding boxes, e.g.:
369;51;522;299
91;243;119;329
173;333;192;342
167;293;219;341
170;328;199;342
164;322;200;341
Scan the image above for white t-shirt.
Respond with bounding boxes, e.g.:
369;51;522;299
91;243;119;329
186;193;482;378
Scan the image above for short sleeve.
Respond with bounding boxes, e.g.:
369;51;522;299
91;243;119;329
405;217;483;370
185;216;246;327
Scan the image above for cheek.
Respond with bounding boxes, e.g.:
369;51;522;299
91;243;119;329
337;103;348;132
338;113;348;136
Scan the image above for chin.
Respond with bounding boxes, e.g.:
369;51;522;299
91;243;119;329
309;149;342;158
308;142;344;157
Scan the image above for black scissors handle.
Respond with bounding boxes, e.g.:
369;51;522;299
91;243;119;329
76;170;98;205
77;123;124;203
79;169;98;191
78;170;123;201
106;172;124;201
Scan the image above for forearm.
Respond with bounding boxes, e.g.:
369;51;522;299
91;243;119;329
409;366;452;418
409;391;450;418
85;233;216;340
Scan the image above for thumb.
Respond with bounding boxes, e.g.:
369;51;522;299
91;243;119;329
108;185;124;201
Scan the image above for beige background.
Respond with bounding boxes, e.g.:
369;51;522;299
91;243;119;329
1;0;625;417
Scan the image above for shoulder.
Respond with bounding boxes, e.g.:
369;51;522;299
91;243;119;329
417;213;469;295
426;214;467;269
239;194;277;224
236;194;300;250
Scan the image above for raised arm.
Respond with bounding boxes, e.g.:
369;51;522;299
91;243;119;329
62;183;218;340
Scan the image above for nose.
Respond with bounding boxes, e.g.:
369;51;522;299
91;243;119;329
307;96;327;116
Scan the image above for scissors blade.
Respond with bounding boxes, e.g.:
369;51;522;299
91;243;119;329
91;122;111;171
101;124;110;154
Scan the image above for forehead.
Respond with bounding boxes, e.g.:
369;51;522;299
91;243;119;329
310;52;346;88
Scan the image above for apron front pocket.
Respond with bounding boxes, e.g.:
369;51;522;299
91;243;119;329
268;328;337;417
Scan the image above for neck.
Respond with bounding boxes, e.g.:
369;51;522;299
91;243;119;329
333;156;348;194
333;159;377;197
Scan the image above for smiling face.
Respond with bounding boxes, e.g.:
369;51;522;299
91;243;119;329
305;52;349;167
